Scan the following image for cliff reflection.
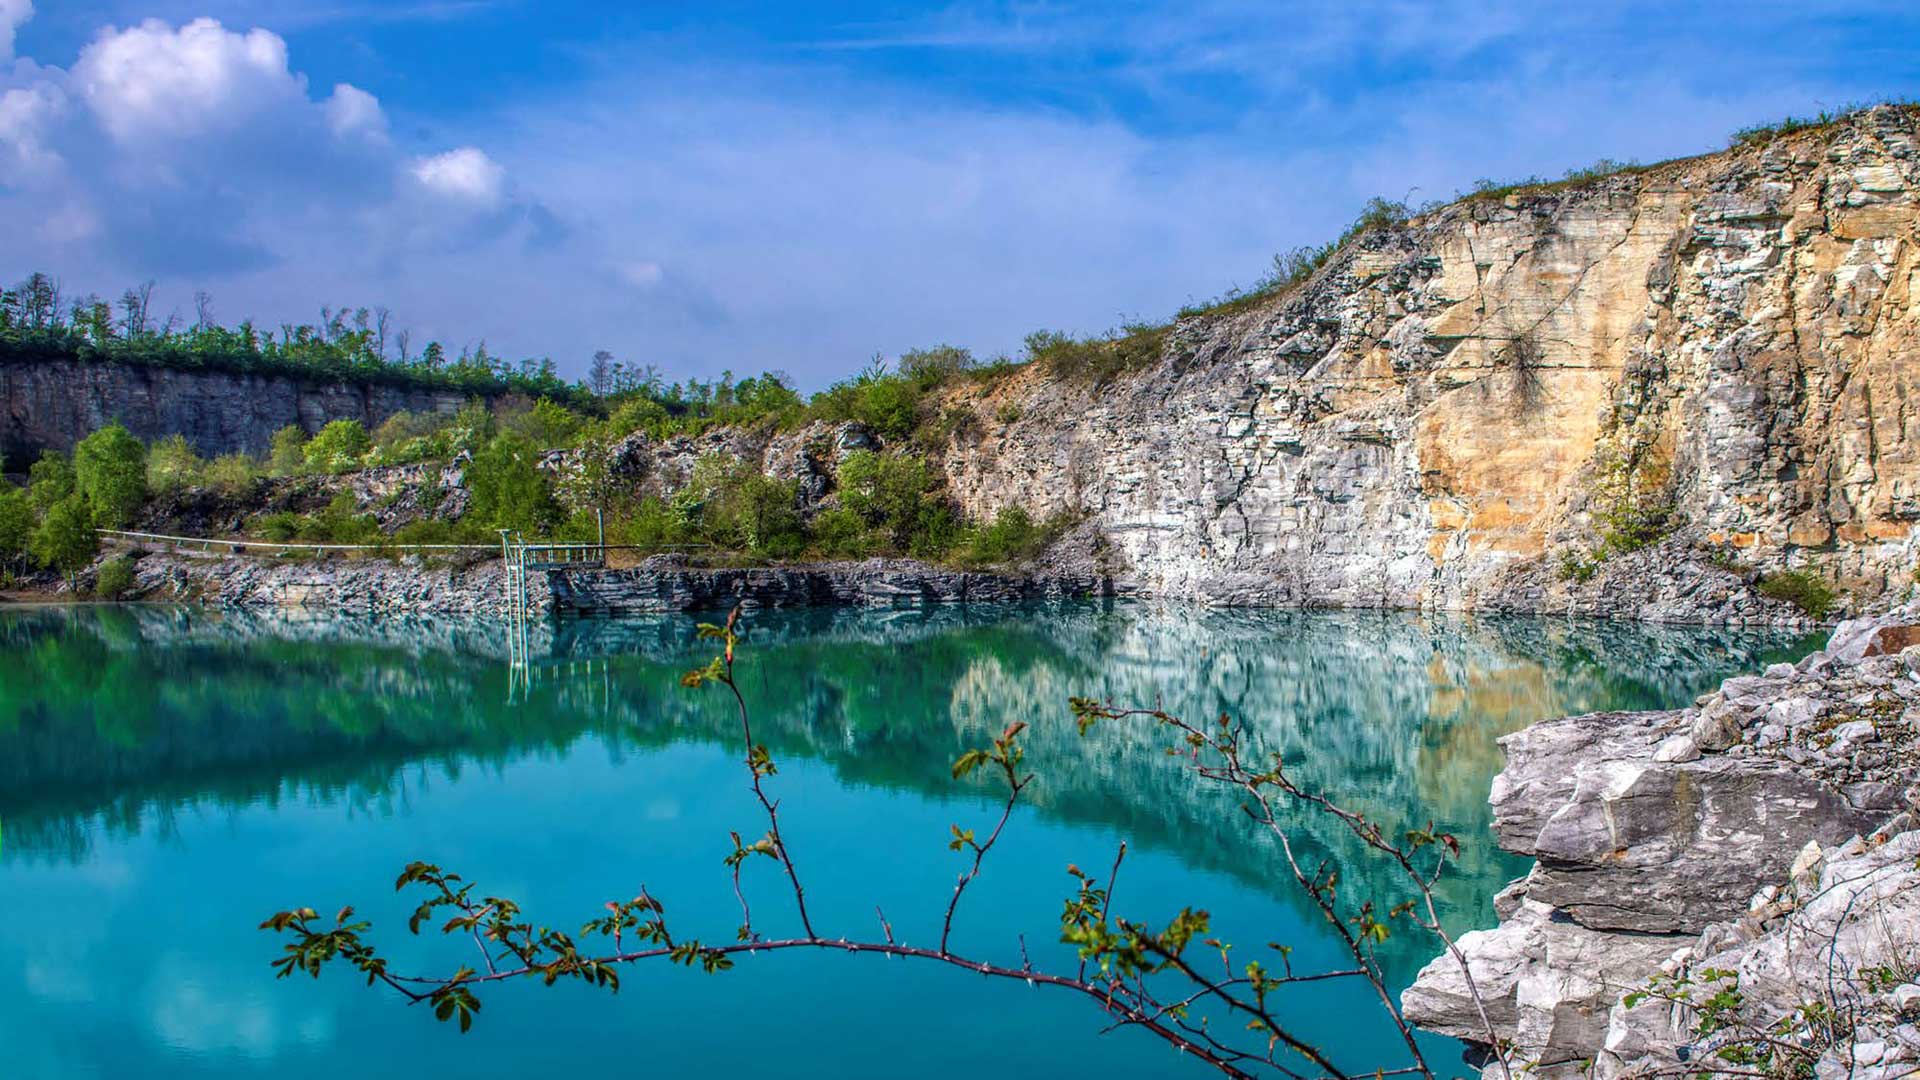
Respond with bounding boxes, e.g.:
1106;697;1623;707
0;603;1816;974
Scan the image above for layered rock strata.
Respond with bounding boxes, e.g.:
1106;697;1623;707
0;357;473;461
1404;604;1920;1076
122;550;1111;615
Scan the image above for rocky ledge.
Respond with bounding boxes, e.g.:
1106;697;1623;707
1404;605;1920;1077
119;550;1120;615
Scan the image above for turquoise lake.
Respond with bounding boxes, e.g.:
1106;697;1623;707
0;603;1822;1078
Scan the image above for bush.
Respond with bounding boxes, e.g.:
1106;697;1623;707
269;425;309;476
147;434;203;493
837;450;946;552
74;422;148;528
203;453;262;498
95;556;137;600
1023;322;1169;384
465;433;559;532
1758;570;1837;618
809;507;874;558
256;511;303;542
304;419;372;474
897;345;975;387
612;496;694;552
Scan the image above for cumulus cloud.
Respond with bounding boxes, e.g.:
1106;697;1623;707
0;80;66;184
322;82;385;142
0;0;29;63
410;146;506;207
71;18;303;143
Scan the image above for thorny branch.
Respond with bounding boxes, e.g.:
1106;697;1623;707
261;605;1507;1079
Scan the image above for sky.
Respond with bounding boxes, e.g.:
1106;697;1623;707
2;1;1917;388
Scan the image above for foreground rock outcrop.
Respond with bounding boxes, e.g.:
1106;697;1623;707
1404;603;1920;1077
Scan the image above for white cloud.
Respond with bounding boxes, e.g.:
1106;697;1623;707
410;145;506;207
0;0;29;63
323;82;386;142
0;80;65;184
71;17;304;142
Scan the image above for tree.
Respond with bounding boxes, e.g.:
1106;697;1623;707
28;450;75;511
837;450;945;552
73;422;148;528
303;420;371;474
32;495;99;586
465;433;559;532
0;484;33;574
590;350;616;397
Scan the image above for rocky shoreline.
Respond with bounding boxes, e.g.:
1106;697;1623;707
113;550;1126;615
1404;604;1920;1078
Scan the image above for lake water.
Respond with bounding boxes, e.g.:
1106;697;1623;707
0;603;1821;1079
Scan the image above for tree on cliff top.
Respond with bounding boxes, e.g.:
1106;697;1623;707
73;423;147;529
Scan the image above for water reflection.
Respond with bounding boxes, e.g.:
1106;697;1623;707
0;602;1817;979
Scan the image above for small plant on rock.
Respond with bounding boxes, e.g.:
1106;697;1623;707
1757;570;1837;619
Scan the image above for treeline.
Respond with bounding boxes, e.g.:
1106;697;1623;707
0;396;1072;593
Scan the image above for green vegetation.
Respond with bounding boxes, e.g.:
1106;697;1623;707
1730;98;1918;148
94;555;136;600
72;422;148;528
30;495;99;586
1757;570;1838;619
1178;196;1412;320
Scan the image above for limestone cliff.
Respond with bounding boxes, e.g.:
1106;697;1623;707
917;106;1920;613
0;356;471;463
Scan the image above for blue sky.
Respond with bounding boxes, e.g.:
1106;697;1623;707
3;1;1917;387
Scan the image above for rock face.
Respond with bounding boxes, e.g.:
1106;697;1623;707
502;107;1920;620
1404;602;1920;1076
125;550;1111;615
0;357;473;462
549;556;1120;614
912;107;1920;612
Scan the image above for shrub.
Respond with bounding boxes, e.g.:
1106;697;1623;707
1557;549;1598;583
897;345;975;387
612;496;694;552
465;433;559;532
73;422;148;528
304;419;372;474
1023;322;1169;384
1758;570;1837;618
809;506;874;558
837;450;946;552
94;556;137;600
256;511;303;542
965;507;1042;565
298;492;381;544
147;434;203;493
268;425;309;476
203;453;262;498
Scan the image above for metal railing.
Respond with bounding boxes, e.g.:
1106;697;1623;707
98;528;498;556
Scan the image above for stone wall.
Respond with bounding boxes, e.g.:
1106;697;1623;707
0;357;472;463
